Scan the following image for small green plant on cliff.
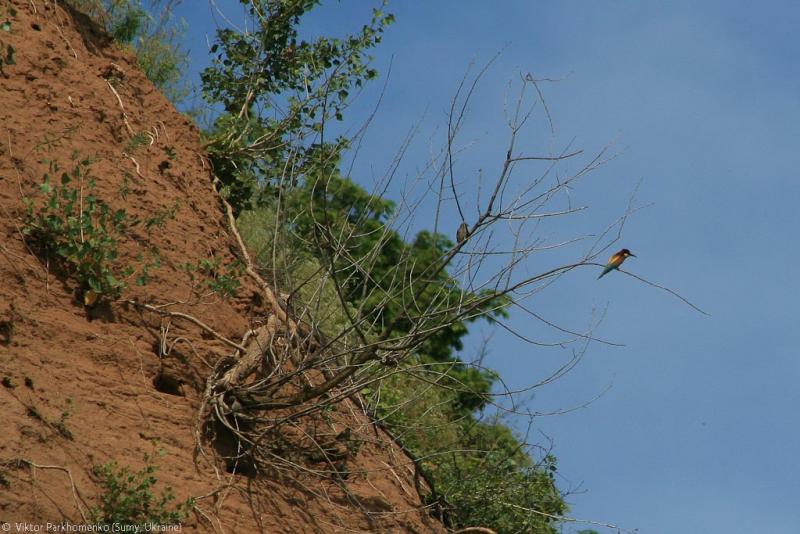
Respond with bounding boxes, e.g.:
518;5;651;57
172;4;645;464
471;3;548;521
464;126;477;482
65;0;189;104
0;2;17;32
124;131;151;154
90;452;193;527
52;397;76;440
143;200;180;233
22;155;137;304
0;2;17;75
182;257;243;299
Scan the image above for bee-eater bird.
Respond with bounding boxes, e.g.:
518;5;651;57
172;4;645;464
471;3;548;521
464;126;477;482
597;248;636;279
456;222;469;244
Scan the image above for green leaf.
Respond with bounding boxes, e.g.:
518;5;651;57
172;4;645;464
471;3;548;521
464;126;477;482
104;272;119;288
1;21;11;32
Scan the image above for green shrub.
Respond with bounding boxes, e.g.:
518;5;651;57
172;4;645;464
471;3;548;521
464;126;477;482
182;257;243;299
22;156;137;304
90;453;193;527
237;206;362;344
369;369;566;533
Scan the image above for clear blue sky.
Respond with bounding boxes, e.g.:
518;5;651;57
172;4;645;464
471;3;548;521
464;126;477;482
170;2;800;532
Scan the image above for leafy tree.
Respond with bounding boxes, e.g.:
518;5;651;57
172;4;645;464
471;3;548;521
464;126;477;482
201;0;392;212
370;369;566;533
199;2;569;532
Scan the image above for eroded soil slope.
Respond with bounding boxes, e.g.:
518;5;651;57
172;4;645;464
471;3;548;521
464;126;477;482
0;2;443;532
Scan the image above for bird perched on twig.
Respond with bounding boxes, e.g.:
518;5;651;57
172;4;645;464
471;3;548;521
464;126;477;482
598;248;636;279
456;222;469;244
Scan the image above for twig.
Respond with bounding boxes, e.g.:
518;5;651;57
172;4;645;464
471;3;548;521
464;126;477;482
209;175;292;327
620;269;710;316
123;152;146;180
14;459;89;522
125;300;247;352
507;149;583;162
106;80;135;135
500;500;637;533
50;4;78;60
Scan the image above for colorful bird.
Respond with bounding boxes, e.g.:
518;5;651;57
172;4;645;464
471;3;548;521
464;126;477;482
597;248;636;279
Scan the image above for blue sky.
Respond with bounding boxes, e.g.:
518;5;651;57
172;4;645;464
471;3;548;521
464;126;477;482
170;1;800;532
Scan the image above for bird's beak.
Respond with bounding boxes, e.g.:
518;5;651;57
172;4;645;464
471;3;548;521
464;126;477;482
628;253;637;258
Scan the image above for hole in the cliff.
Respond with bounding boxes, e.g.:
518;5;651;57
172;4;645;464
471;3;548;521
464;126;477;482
81;296;115;323
0;320;13;346
153;369;184;396
206;418;258;478
224;455;257;477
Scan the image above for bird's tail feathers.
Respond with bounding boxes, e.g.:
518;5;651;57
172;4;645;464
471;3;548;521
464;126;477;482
597;266;614;279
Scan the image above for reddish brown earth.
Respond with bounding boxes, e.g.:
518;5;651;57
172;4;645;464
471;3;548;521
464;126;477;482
0;2;445;532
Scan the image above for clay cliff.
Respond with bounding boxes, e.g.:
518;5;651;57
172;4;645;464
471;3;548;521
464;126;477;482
0;2;444;532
